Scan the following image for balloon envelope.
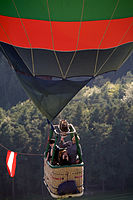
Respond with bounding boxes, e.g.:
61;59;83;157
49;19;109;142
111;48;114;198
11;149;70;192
0;0;133;120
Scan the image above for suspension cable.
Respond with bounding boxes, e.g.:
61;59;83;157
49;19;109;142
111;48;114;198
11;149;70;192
11;0;35;75
93;0;120;76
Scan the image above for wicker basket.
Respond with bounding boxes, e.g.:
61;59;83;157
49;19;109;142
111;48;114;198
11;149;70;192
44;158;84;198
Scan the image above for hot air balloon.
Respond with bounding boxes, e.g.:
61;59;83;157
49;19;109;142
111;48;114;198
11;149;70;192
0;0;133;198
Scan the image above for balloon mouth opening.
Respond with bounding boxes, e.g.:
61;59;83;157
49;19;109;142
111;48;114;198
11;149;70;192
36;75;92;81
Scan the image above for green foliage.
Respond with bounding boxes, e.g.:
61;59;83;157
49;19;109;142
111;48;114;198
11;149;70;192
60;75;133;192
0;72;133;198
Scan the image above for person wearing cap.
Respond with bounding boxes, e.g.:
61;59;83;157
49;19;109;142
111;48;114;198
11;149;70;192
46;139;60;165
59;119;69;137
60;135;82;164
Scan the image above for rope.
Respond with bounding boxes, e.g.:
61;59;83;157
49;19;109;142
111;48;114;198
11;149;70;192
0;23;12;44
11;0;35;76
64;0;85;79
46;0;84;79
0;143;8;151
94;21;133;77
0;23;33;75
0;23;17;69
0;43;14;70
93;0;120;76
0;143;43;157
46;0;64;78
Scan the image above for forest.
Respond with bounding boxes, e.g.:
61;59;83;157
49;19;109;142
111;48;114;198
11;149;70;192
0;66;133;199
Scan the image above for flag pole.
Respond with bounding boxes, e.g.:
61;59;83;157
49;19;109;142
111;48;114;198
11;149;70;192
12;177;15;200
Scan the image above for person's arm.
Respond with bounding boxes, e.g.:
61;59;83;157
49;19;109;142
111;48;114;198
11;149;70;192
46;151;49;161
59;137;70;148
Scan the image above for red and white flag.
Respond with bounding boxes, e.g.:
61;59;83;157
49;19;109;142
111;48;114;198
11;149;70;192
6;150;17;177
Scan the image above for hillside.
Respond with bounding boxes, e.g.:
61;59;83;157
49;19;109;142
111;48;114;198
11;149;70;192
0;77;133;199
